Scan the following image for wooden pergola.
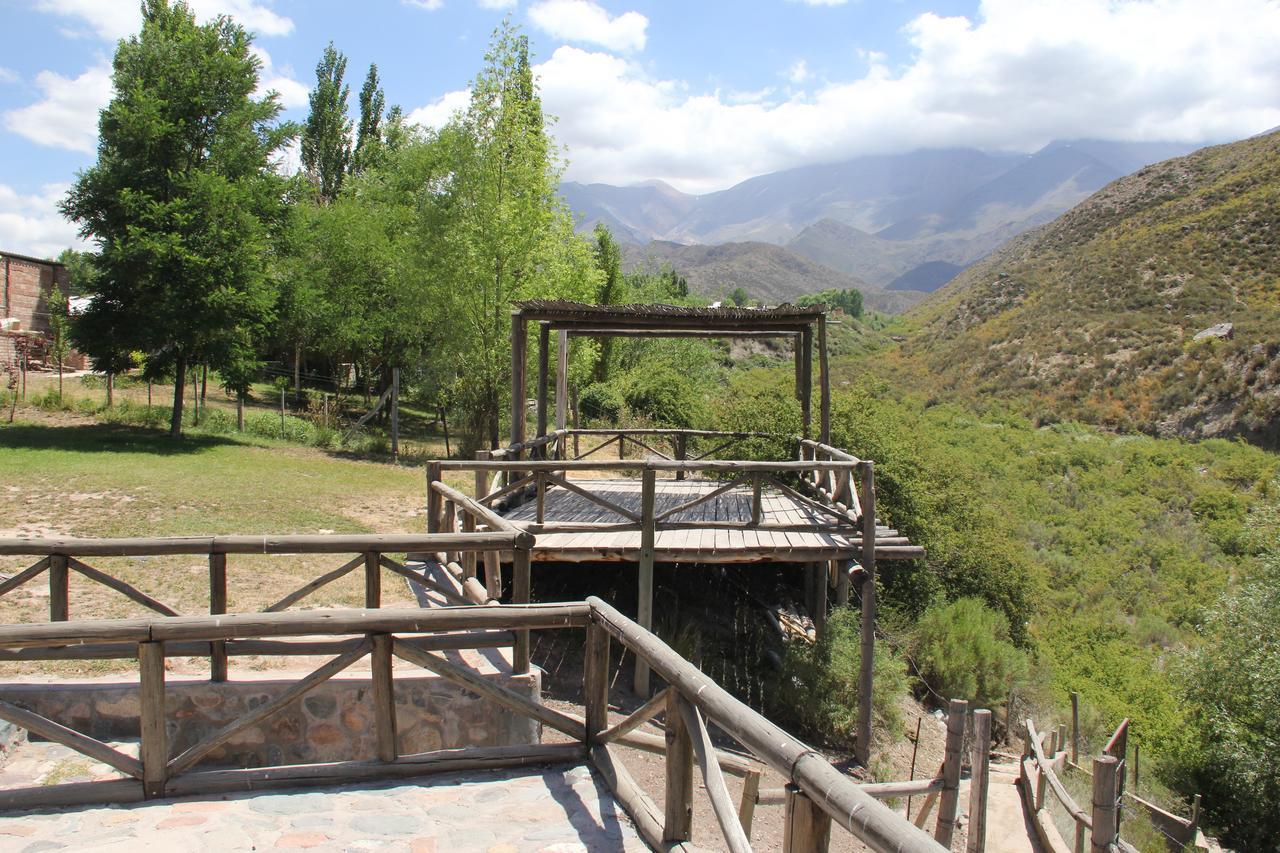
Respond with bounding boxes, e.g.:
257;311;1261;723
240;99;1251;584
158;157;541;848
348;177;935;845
508;300;832;448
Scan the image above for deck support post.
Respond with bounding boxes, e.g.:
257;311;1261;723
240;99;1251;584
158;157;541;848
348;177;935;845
675;434;687;481
138;641;167;799
556;330;569;457
664;690;694;843
1091;755;1121;852
48;554;68;622
209;553;228;682
364;551;381;609
817;313;830;445
426;461;442;533
510;310;527;452
936;698;968;846
855;461;877;767
513;547;531;674
536;322;550;445
371;634;397;762
635;468;657;696
783;784;831;852
810;562;827;641
584;622;610;744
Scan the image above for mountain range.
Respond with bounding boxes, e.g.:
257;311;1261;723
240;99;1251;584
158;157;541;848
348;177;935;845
562;139;1195;305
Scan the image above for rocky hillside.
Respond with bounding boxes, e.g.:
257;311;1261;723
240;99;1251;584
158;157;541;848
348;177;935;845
899;131;1280;444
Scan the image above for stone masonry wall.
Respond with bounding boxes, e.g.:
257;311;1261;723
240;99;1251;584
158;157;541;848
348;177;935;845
0;669;541;770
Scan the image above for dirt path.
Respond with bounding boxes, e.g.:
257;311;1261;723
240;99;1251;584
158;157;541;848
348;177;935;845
973;758;1041;853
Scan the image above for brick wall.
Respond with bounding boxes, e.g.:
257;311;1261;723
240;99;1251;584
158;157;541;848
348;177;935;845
2;251;70;336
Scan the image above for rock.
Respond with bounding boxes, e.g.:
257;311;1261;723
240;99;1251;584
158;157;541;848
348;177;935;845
1193;322;1233;341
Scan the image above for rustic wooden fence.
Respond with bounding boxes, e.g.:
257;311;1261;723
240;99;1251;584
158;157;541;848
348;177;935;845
0;598;954;853
0;527;533;680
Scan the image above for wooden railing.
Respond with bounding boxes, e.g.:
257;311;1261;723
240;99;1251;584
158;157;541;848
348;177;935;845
0;598;948;853
0;528;533;680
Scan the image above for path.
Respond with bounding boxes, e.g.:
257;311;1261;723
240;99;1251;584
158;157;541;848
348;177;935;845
0;764;647;852
972;757;1042;853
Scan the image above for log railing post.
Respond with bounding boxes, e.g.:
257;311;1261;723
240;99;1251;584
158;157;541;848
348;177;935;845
675;433;687;481
371;633;397;762
536;322;550;443
512;546;531;674
209;552;228;682
48;553;68;621
751;474;763;526
739;766;762;840
855;461;877;767
966;708;992;853
635;468;657;696
138;641;167;798
364;551;380;609
535;471;546;523
664;690;694;844
473;451;490;502
1071;691;1080;765
783;784;831;852
935;698;967;846
584;622;610;744
426;461;443;533
1090;755;1121;853
461;513;477;581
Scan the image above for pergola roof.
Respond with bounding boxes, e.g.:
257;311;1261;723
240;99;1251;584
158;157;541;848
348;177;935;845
513;300;823;333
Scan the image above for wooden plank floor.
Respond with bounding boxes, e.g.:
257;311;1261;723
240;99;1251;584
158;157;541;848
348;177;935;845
501;477;864;563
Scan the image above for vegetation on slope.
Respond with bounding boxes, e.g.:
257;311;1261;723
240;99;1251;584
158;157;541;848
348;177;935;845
899;130;1280;447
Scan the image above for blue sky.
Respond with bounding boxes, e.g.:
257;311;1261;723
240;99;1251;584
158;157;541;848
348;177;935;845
3;0;1279;258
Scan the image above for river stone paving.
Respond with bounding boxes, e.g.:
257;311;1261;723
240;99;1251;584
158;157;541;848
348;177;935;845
0;764;649;852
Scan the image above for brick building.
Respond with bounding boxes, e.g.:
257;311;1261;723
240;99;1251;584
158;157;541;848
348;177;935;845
2;250;78;370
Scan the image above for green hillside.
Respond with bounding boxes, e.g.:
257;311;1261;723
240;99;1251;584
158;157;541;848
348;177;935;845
900;131;1280;446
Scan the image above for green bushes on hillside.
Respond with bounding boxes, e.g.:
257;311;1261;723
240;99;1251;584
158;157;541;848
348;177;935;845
911;597;1027;707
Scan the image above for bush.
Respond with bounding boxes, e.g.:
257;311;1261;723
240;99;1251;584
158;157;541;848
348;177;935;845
911;597;1027;707
620;367;703;427
578;383;623;423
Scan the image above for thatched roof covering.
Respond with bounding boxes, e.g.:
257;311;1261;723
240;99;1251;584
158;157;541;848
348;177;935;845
513;300;823;331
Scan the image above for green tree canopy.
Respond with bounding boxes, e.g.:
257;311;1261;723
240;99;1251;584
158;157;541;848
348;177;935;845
301;42;352;203
61;0;292;436
352;63;386;174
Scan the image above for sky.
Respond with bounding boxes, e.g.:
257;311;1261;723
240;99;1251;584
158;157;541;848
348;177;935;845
2;0;1279;259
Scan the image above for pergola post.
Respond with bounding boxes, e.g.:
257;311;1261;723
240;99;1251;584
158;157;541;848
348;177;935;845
800;327;813;439
555;329;569;431
510;311;527;450
817;313;830;445
536;322;550;443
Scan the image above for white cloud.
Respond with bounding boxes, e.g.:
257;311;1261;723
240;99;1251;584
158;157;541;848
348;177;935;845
0;183;87;260
477;0;517;8
518;0;1280;193
252;47;308;110
788;0;848;5
403;0;445;10
35;0;294;41
407;89;472;129
3;64;112;154
0;68;19;85
786;60;810;84
528;0;647;52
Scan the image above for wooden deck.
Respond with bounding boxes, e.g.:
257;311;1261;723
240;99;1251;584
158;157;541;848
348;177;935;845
501;477;890;563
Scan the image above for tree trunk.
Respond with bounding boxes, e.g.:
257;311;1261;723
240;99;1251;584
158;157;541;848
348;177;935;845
201;364;208;403
57;362;63;403
170;353;187;438
293;345;301;398
106;373;114;407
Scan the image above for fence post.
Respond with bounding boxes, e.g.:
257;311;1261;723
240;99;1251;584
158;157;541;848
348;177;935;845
967;708;992;853
426;461;442;533
675;433;687;481
461;513;477;581
751;474;762;526
371;633;397;762
739;766;761;840
390;366;399;461
536;471;546;523
663;691;694;843
48;553;68;622
584;622;610;744
855;460;877;767
936;698;968;846
1091;755;1121;852
783;784;831;853
364;551;380;608
635;467;657;696
138;641;167;799
512;546;531;674
1071;691;1080;765
209;552;227;682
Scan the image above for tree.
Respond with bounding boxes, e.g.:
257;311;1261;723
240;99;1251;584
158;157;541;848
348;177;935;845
61;0;291;437
56;249;98;296
441;22;598;448
301;42;351;203
47;283;69;402
352;63;386;174
728;286;749;307
592;223;621;382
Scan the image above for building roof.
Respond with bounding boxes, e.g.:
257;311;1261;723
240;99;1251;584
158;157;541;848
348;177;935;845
512;300;824;332
1;250;65;267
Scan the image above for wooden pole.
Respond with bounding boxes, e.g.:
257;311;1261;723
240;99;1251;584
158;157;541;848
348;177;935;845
371;634;397;762
364;551;381;609
584;623;610;744
635;468;657;696
138;641;167;799
555;329;569;434
512;547;531;674
280;386;286;437
810;562;827;641
1071;691;1080;765
817;314;830;445
663;691;694;843
209;553;227;682
800;327;813;439
784;784;832;853
536;323;550;443
675;433;687;481
426;461;443;534
390;367;399;461
236;394;244;432
48;553;68;622
966;709;992;853
510;311;527;450
907;716;922;819
835;558;851;607
793;333;804;407
1090;755;1120;853
751;474;762;525
855;461;877;767
740;767;762;840
935;698;967;846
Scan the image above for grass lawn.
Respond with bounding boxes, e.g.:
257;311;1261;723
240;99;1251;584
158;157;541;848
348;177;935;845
0;411;438;658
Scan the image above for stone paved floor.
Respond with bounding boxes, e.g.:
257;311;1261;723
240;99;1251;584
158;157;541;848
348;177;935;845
0;764;649;852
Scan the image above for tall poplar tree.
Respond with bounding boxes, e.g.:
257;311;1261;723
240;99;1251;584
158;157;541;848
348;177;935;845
352;63;386;174
301;43;352;203
61;0;291;438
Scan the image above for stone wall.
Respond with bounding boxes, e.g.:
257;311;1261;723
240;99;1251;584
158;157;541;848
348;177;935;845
0;663;541;769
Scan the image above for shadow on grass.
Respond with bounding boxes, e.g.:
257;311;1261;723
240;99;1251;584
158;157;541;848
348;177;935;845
0;421;247;455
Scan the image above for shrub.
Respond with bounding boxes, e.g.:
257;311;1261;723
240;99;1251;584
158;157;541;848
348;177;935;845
620;367;703;427
911;597;1027;708
578;382;623;423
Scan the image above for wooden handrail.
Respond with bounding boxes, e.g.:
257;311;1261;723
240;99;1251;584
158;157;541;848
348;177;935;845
439;458;859;473
0;533;523;557
1026;719;1092;830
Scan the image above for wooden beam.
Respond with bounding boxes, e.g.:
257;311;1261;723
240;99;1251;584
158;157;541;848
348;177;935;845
209;553;227;682
935;698;968;846
536;322;550;441
590;742;669;852
264;555;364;613
967;709;992;853
371;634;397;763
856;461;877;768
511;310;527;450
785;784;832;853
635;468;657;696
600;687;670;744
49;553;68;621
364;551;381;609
512;548;531;674
584;622;610;744
664;690;694;843
138;641;167;798
0;698;143;779
0;556;49;597
679;700;751;852
67;557;179;617
800;326;813;439
555;329;569;432
817;313;830;445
